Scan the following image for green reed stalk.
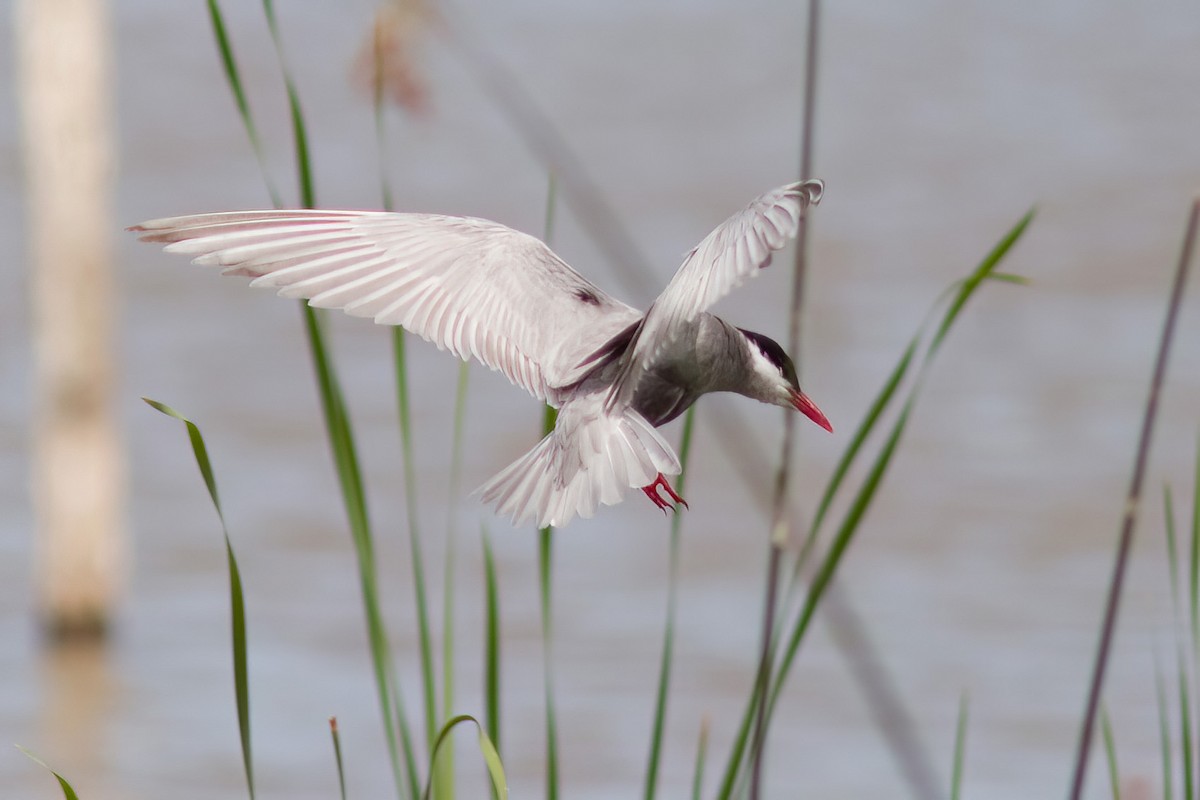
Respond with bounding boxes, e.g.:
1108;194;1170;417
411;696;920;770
643;407;697;800
202;3;418;794
1101;705;1121;800
538;174;561;800
330;717;348;800
1158;667;1175;800
17;746;83;800
423;715;508;800
364;17;446;794
951;693;968;800
714;210;1033;800
144;400;255;799
691;717;710;800
482;526;502;756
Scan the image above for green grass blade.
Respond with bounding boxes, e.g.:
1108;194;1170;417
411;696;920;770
717;210;1034;798
436;360;471;800
1101;704;1121;800
1192;433;1200;648
330;717;348;800
926;208;1035;355
370;17;395;214
713;678;762;800
951;692;968;800
305;307;417;800
796;337;918;570
143;398;255;799
772;209;1034;700
260;0;313;208
363;10;438;791
423;715;508;800
482;526;502;755
203;0;280;206
538;519;559;800
205;4;418;795
392;329;440;754
1158;666;1175;800
767;399;911;717
1179;649;1194;800
538;177;561;800
691;717;710;800
643;407;697;800
16;746;82;800
1167;486;1181;622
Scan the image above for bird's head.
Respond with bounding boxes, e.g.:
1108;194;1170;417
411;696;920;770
738;329;832;433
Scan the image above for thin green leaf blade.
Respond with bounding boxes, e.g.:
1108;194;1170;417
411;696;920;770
143;398;255;799
1158;666;1175;800
538;176;561;800
1101;704;1121;800
330;717;348;800
951;692;969;800
482;526;502;755
17;746;82;800
422;715;508;800
643;407;697;800
718;210;1035;798
928;207;1035;354
691;717;710;800
204;0;280;206
391;328;440;754
1179;650;1194;800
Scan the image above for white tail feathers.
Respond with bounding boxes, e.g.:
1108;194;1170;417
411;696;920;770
477;407;681;529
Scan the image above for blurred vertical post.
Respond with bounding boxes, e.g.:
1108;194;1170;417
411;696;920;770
15;0;124;638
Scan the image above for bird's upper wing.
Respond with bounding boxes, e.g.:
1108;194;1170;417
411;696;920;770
605;180;823;410
132;210;641;401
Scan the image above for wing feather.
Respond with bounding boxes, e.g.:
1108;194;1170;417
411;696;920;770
606;180;822;410
133;209;642;401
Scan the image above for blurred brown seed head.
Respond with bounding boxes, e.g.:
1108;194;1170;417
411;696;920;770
353;0;435;115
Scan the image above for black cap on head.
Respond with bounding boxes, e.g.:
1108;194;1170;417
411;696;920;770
738;329;799;390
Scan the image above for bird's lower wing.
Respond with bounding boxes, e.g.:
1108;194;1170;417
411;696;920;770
477;395;680;528
131;210;640;400
606;180;823;410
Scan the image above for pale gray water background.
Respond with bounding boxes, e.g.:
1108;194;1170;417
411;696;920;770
3;2;1200;799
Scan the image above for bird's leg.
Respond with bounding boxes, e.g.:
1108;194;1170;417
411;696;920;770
641;473;689;513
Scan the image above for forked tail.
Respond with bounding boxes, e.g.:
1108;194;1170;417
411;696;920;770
477;407;681;528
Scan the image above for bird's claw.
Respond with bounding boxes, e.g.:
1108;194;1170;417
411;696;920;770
641;473;689;514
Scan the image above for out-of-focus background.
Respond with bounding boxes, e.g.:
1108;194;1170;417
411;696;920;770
3;2;1200;799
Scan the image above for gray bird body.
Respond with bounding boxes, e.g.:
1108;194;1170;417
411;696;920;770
132;180;829;527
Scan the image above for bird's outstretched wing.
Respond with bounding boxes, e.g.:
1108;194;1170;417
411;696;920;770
132;210;641;401
605;180;823;410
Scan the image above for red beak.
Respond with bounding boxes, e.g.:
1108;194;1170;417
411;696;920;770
789;389;833;433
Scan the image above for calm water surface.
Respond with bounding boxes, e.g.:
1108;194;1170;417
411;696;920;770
3;3;1200;799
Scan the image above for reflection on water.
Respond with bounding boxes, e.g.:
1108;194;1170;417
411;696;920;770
3;2;1200;799
36;641;116;798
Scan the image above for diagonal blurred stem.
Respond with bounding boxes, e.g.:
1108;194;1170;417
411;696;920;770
433;4;657;301
1067;197;1199;800
750;3;819;798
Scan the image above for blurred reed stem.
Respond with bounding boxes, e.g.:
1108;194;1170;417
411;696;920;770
1067;197;1198;800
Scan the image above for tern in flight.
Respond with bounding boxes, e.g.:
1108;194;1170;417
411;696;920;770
132;179;831;528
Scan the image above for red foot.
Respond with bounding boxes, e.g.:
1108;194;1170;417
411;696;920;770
641;473;689;514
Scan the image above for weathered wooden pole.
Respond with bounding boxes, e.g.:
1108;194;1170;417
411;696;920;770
15;0;124;638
